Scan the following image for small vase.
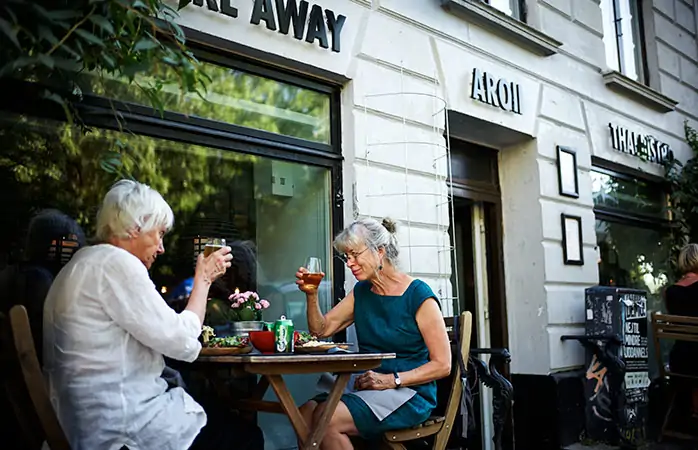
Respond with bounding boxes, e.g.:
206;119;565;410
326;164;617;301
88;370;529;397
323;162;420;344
230;321;265;336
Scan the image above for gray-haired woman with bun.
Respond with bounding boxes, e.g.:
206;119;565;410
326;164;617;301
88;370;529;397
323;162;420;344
295;218;451;448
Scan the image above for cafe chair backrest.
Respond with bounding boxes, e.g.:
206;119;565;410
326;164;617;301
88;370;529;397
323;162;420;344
651;311;698;379
381;311;473;450
650;311;698;442
0;305;70;450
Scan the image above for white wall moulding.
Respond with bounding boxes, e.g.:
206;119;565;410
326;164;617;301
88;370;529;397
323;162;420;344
560;214;584;266
601;70;679;113
556;146;579;199
440;0;562;56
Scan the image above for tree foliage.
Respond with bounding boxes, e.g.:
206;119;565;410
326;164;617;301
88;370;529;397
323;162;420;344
665;123;698;276
0;0;333;310
0;0;208;121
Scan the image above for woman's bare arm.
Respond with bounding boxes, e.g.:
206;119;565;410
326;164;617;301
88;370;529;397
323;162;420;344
397;298;452;386
306;290;355;338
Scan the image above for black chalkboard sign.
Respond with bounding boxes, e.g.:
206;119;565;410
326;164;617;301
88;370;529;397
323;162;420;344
584;286;649;447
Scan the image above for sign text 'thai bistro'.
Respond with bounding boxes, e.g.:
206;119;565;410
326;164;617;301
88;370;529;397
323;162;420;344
608;123;673;165
185;0;346;53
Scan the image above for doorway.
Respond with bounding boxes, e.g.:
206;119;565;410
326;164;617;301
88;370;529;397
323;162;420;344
448;139;508;450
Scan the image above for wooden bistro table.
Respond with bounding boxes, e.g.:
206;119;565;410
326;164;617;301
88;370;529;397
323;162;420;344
195;351;395;450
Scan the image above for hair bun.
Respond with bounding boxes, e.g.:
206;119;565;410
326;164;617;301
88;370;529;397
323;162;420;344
382;218;397;234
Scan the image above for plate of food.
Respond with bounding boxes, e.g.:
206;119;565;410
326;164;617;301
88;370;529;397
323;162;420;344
293;331;351;353
199;326;252;356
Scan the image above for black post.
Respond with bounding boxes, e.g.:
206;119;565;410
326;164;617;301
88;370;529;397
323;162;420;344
470;348;515;450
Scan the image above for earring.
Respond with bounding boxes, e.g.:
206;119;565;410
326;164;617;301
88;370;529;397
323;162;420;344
378;263;383;271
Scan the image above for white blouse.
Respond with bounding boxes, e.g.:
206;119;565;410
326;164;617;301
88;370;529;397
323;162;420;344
43;244;205;450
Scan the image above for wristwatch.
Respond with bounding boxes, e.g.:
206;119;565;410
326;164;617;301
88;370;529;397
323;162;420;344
393;372;402;388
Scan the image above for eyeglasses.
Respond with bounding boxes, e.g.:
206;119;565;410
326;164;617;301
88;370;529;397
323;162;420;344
336;247;369;264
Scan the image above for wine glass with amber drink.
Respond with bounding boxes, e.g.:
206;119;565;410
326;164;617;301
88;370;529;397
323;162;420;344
302;257;324;291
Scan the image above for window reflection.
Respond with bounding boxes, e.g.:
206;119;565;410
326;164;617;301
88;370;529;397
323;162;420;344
0;114;333;325
596;219;669;295
591;170;667;218
596;219;670;376
84;61;331;144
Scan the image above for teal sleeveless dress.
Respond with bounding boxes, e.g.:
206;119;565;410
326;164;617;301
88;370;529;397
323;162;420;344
315;279;440;439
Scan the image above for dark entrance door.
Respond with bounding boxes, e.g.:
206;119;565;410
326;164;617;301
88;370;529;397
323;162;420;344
448;138;508;450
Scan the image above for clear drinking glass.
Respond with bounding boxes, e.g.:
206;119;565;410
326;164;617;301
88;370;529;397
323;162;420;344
302;257;323;290
203;237;226;258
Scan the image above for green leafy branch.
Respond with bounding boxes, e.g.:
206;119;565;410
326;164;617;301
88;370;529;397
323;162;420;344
0;0;209;175
664;122;698;277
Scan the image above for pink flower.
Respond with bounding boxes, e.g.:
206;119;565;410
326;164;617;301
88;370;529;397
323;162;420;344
260;299;270;309
254;303;262;310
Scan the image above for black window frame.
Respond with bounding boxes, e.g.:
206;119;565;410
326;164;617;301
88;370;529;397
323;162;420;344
607;0;649;85
0;30;347;310
591;156;671;231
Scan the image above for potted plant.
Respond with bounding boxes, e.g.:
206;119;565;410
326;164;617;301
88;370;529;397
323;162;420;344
205;289;271;336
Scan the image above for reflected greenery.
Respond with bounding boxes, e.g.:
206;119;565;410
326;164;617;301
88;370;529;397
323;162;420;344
596;219;671;377
664;123;698;277
0;115;331;306
0;115;245;284
596;220;670;297
591;171;667;218
0;0;209;126
84;59;331;144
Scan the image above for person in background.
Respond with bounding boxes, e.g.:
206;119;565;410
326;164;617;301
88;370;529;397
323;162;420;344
296;217;451;448
42;180;246;449
664;243;698;418
0;209;85;449
0;208;85;360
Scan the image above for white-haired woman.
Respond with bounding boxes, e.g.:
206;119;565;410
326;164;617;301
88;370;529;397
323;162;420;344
43;180;233;450
296;218;451;448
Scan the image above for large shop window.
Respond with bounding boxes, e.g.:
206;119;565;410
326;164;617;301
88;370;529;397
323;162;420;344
0;115;333;320
1;52;342;450
600;0;647;83
0;55;340;327
592;168;670;312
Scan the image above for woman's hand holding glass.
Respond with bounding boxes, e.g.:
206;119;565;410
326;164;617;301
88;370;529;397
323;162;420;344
296;257;325;294
196;244;233;284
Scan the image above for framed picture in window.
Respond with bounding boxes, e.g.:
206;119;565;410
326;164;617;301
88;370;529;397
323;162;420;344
561;214;584;265
557;146;579;198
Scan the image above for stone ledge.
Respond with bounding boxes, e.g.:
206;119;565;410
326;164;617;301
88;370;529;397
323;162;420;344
601;70;678;113
441;0;562;56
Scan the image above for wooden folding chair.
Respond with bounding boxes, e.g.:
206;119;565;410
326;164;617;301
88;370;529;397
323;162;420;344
0;305;70;450
651;311;698;443
381;311;473;450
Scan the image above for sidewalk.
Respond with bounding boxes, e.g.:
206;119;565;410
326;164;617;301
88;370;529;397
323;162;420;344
565;443;694;450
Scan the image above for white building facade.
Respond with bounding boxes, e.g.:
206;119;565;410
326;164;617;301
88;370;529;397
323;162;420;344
1;0;695;449
172;0;698;447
